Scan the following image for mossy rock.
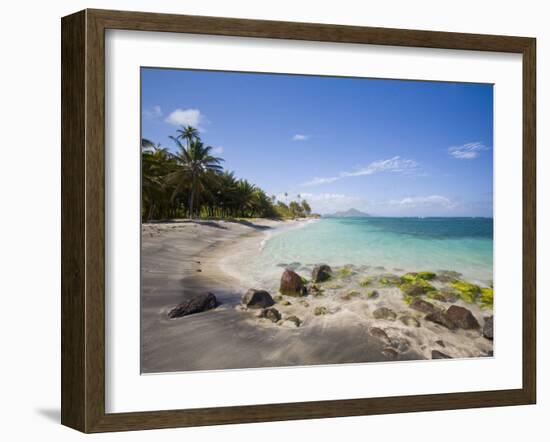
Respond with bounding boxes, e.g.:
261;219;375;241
450;280;481;303
336;266;354;278
379;275;401;286
401;271;436;284
341;290;361;301
480;287;494;309
436;270;463;283
280;300;292;306
314;306;329;316
274;295;284;302
400;279;436;297
367;290;379;299
359;277;374;287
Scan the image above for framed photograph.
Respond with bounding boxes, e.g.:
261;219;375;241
61;9;536;433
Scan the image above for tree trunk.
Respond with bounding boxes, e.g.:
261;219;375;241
188;187;195;219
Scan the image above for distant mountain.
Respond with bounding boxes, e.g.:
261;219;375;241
324;208;372;217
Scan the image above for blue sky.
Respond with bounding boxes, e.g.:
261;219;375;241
141;68;493;217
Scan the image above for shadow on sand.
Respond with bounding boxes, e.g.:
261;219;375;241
149;218;277;231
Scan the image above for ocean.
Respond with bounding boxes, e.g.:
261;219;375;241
232;217;493;289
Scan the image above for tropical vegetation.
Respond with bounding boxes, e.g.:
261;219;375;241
141;125;316;221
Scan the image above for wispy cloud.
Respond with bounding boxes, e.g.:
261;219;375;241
388;195;456;209
142;105;163;119
448;142;490;160
165;108;206;130
302;156;417;186
292;134;310;141
211;146;224;155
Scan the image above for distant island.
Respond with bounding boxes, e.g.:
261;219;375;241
324;208;372;218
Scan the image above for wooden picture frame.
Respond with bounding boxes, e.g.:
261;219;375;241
61;8;536;433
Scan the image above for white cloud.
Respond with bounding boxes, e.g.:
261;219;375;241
302;156;417;186
448;142;490;160
301;176;341;186
292;134;310;141
165;108;206;130
388;195;456;209
142;105;163;118
211;146;224;155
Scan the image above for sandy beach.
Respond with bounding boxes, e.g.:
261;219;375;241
141;219;493;373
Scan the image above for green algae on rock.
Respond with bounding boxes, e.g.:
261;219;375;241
450;279;481;303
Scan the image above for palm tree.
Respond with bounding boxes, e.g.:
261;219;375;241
176;125;200;148
167;137;223;218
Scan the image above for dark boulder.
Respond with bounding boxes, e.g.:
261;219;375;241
168;292;218;318
369;327;391;345
382;347;399;359
446;305;480;330
432;350;452;359
242;289;275;309
409;298;437;314
258;307;281;322
425;310;457;330
311;264;332;282
483;316;494;340
280;269;306;297
282;315;302;328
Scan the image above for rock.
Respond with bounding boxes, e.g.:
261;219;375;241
373;307;397;321
311;264;332;282
342;290;361;301
400;279;436;296
367;290;379;299
401;271;436;283
382;347;399;359
450;280;481;303
480;287;494;309
425;310;457;330
432;350;452;359
281;300;292;306
483;316;494;340
409;298;437;314
299;300;310;307
280;269;306;297
336;266;354;278
242;289;275;309
446;305;480;330
168;292;218;318
435;339;445;347
436;287;460;303
359;277;374;287
435;270;462;283
258;307;281;322
314;306;329;316
282;315;302;327
379;274;401;286
399;315;421;327
391;337;411;353
286;262;302;271
369;327;391;345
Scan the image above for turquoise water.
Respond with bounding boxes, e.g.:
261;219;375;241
243;217;493;285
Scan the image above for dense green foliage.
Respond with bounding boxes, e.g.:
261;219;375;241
142;126;315;221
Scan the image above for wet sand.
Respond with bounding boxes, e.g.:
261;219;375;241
140;219;421;373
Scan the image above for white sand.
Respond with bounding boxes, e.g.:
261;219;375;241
140;219;422;373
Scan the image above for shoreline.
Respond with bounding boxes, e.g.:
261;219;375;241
141;218;493;373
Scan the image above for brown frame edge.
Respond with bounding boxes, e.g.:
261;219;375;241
61;8;536;433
